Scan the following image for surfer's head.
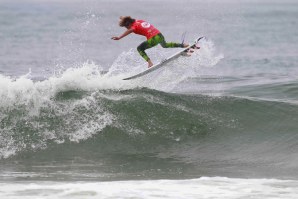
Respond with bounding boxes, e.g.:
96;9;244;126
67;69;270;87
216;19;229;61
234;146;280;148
119;16;135;29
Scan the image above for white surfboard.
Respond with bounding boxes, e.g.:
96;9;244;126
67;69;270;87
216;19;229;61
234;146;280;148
123;36;204;80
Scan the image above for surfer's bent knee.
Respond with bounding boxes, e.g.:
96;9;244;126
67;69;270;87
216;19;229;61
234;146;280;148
137;44;150;61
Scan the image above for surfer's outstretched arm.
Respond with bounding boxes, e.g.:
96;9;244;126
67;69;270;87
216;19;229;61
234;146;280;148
111;29;133;40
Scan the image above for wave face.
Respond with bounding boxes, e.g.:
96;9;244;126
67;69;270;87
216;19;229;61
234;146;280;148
1;71;298;180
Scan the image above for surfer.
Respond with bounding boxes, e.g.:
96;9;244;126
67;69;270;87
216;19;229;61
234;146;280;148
111;16;189;68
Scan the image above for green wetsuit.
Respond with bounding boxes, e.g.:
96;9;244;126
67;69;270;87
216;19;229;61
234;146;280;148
137;33;184;61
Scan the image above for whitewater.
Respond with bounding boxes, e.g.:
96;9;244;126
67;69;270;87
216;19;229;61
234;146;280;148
1;0;298;198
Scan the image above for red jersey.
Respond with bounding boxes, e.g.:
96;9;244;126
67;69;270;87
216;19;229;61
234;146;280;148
130;20;160;40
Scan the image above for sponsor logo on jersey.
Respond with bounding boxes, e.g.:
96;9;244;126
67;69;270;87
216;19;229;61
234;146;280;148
141;22;151;28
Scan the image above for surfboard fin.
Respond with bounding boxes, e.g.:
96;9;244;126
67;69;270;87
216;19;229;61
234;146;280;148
181;31;187;44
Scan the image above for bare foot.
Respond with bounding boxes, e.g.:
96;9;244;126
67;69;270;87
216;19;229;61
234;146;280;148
148;60;154;68
183;44;189;48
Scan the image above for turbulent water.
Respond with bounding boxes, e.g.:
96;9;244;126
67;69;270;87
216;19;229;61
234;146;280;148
1;0;298;198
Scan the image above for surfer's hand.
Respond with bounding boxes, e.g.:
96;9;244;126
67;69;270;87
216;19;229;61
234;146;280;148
111;36;120;40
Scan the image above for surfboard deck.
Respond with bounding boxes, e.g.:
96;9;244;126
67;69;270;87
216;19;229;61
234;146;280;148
122;36;204;80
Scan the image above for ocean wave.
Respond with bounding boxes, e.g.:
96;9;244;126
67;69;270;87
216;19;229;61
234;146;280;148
1;37;297;178
1;84;298;173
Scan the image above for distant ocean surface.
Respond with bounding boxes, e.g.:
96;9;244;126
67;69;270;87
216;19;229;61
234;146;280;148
1;0;298;198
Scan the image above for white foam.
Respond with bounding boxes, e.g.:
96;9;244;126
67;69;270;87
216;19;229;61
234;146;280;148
0;62;132;158
0;177;297;199
0;62;135;109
